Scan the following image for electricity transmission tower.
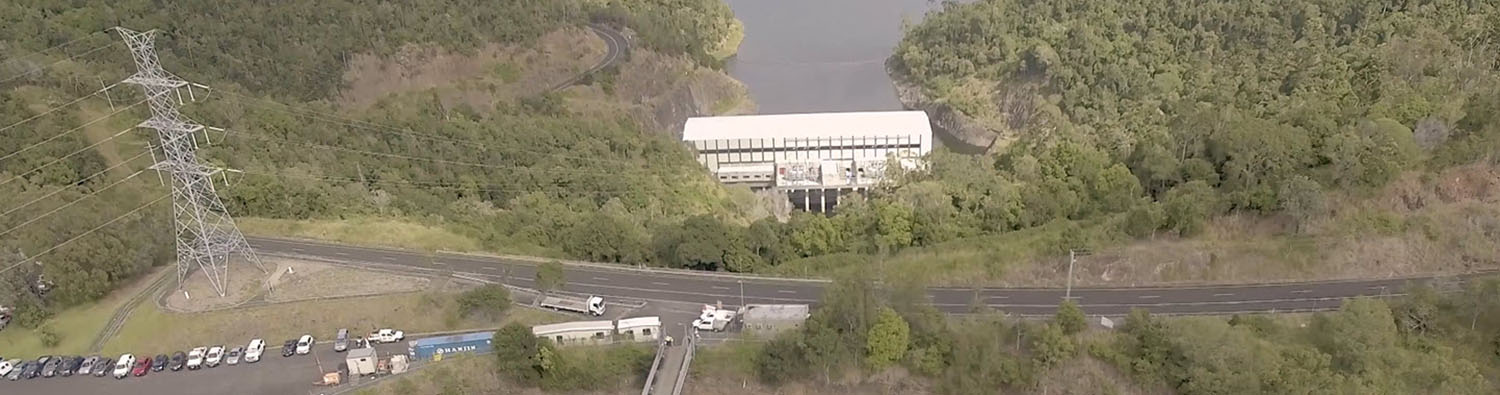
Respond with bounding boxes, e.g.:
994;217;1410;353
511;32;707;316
115;27;261;297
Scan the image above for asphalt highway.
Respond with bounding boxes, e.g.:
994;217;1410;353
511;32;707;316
248;236;1480;316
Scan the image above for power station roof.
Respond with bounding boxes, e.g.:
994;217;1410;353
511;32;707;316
616;316;662;329
682;111;932;141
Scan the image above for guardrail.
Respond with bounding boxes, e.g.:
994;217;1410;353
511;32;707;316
640;340;669;395
671;333;696;395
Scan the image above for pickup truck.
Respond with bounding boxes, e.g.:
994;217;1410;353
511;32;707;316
368;329;404;344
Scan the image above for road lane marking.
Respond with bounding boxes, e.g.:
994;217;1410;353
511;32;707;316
481;266;500;271
291;247;305;252
777;290;797;294
711;286;731;290
651;282;670;286
592;277;610;281
988;295;1009;299
1214;293;1234;297
1290;290;1312;294
1138;295;1160;299
334;251;349;256
381;256;397;261
431;261;446;265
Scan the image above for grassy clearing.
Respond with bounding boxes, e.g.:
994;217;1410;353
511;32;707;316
351;344;652;395
238;216;483;252
100;290;568;356
691;339;762;379
0;267;166;358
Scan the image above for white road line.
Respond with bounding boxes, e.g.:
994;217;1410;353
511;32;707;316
481;266;500;271
1213;293;1234;297
291;247;305;252
431;261;446;265
988;295;1009;300
381;256;397;261
591;277;610;281
777;290;797;294
711;286;731;290
1290;290;1312;294
334;252;349;256
1138;295;1160;299
651;282;670;286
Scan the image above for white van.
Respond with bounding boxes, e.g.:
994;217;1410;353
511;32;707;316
245;339;265;363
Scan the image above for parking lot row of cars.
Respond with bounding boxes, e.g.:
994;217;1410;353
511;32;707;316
1;327;406;383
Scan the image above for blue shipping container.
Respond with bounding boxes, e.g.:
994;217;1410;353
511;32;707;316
409;331;494;361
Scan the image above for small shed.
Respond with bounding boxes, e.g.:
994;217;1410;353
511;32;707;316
346;347;378;376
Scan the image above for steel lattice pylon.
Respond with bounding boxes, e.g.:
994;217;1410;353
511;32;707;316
115;27;261;297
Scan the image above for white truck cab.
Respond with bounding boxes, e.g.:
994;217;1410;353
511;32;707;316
369;329;404;344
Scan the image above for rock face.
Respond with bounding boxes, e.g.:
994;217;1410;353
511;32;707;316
887;60;996;153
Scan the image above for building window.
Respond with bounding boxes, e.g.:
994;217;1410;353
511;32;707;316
643;328;652;336
555;336;564;343
594;332;605;339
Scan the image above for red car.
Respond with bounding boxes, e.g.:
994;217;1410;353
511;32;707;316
131;357;151;377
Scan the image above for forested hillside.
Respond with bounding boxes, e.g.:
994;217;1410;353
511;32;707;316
712;274;1500;394
0;0;744;325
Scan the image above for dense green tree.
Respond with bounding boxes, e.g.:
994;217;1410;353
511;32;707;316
455;284;512;320
1162;181;1219;236
493;323;544;385
1029;323;1074;368
864;307;911;370
1278;175;1326;234
1054;299;1087;335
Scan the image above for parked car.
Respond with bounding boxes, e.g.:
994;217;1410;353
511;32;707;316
68;356;87;376
131;357;151;377
169;351;186;371
58;356;79;377
205;346;224;368
5;361;25;380
21;361;41;379
245;339;265;363
296;335;314;355
151;354;168;372
281;339;297;357
112;354;135;379
334;328;349;352
225;347;243;365
186;347;206;370
91;357;113;377
40;356;62;377
0;358;16;377
77;355;99;376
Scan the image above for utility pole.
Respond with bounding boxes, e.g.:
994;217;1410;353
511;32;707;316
115;27;262;297
738;279;745;307
1066;249;1091;300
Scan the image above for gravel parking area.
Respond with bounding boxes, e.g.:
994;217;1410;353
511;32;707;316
2;342;410;395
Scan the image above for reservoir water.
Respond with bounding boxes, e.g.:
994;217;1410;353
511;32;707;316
722;0;980;152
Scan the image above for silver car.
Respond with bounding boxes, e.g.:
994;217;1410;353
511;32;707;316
225;347;242;365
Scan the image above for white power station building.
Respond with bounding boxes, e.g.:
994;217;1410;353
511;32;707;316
682;111;933;212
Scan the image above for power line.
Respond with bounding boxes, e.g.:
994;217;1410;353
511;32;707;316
238;170;649;197
0;193;168;276
0;127;135;187
0;41;117;85
0;30;105;66
0;150;150;219
0;96;142;162
0;82;124;137
219;129;654;178
213;90;642;166
0;169;147;239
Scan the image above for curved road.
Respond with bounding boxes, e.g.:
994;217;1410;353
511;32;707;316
547;24;629;92
247;236;1482;317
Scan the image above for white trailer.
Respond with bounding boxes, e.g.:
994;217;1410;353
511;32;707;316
539;295;606;316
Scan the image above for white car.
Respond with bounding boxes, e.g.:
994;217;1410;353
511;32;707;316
368;329;404;344
0;359;16;377
245;339;265;363
112;354;135;379
205;346;224;367
186;347;206;370
295;335;314;355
